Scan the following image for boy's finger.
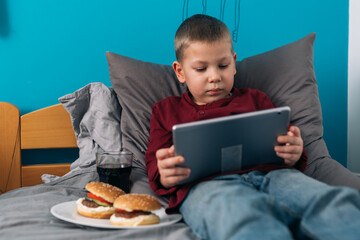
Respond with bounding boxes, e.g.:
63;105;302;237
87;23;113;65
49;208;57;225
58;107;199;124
287;130;295;137
168;145;175;154
289;126;301;137
156;148;175;160
277;135;301;146
158;156;185;169
275;144;301;154
162;167;190;178
276;152;296;161
156;148;167;159
163;171;191;185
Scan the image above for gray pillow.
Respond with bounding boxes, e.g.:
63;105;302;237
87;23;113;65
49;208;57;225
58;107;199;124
107;33;360;189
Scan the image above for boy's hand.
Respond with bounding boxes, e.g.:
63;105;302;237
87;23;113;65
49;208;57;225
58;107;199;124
156;145;191;189
274;126;303;167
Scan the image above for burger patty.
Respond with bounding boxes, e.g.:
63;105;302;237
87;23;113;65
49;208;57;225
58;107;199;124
115;210;151;218
82;199;100;208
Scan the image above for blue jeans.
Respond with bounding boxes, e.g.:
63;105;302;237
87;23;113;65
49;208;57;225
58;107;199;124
179;169;360;240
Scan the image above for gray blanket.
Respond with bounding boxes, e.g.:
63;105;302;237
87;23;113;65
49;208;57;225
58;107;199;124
42;83;123;183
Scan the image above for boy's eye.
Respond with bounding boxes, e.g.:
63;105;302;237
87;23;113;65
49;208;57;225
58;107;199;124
219;64;228;69
195;68;206;72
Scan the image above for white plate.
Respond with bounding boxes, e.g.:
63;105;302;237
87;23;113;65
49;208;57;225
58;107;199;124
51;201;182;229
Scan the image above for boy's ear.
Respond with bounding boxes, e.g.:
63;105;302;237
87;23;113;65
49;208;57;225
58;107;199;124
233;52;237;75
173;61;186;84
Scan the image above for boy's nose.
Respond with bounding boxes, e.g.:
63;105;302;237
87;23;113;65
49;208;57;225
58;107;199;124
208;69;221;83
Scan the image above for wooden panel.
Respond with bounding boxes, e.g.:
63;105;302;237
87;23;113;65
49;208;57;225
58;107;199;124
0;102;22;194
21;104;77;149
21;163;71;187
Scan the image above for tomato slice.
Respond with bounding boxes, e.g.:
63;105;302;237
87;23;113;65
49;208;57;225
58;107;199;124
87;192;112;205
116;209;129;213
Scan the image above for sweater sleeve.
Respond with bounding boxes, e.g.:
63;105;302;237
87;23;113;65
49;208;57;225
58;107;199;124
145;103;179;196
294;149;308;172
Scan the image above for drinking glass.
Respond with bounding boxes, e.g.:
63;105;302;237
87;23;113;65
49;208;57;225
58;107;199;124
96;151;133;193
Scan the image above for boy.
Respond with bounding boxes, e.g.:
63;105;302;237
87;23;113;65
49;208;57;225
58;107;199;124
145;14;360;239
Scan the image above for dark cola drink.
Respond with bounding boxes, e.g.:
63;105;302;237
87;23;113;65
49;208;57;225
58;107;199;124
97;163;132;193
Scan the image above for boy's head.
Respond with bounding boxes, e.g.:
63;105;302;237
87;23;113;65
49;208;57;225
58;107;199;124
173;14;237;105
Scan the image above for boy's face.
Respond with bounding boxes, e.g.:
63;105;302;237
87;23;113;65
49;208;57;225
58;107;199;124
173;39;237;105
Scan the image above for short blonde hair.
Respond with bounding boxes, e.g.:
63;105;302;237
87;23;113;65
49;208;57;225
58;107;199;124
175;14;233;62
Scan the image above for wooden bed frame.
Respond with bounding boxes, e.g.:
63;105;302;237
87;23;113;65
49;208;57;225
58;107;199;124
0;102;77;194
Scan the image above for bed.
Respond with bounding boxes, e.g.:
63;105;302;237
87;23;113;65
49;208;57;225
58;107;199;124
1;33;360;239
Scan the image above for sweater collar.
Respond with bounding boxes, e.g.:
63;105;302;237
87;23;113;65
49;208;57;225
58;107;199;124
183;88;239;109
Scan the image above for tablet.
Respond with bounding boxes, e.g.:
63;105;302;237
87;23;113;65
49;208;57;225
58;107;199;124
172;106;290;184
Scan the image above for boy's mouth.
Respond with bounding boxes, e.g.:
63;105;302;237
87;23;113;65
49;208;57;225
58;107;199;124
207;88;222;95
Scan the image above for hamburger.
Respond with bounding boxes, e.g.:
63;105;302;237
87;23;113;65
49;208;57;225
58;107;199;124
110;194;162;226
76;181;125;219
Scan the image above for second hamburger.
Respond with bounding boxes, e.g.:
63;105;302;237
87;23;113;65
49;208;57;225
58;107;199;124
110;194;162;226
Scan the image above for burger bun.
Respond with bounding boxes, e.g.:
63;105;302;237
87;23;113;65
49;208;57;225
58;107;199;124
110;213;160;226
113;194;161;212
85;182;125;203
76;198;115;219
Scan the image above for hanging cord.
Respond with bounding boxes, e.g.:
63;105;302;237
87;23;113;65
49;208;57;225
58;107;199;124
202;0;207;14
232;0;241;43
220;0;226;21
182;0;189;21
0;117;20;194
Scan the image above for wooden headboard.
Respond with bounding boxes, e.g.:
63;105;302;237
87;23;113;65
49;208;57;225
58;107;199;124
0;102;77;194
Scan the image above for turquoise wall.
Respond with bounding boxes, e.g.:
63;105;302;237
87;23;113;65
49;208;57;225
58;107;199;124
0;0;349;166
